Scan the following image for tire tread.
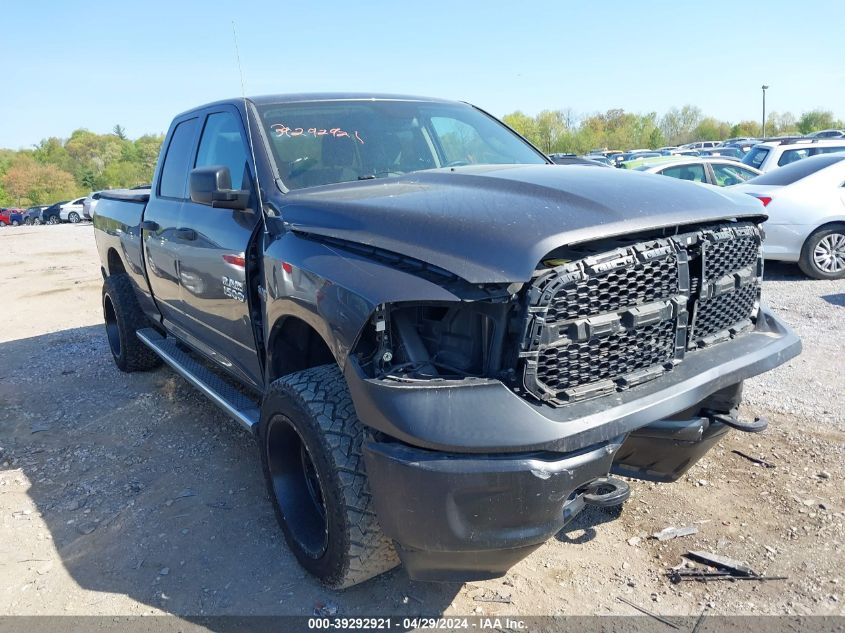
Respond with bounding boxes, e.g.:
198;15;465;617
265;365;399;588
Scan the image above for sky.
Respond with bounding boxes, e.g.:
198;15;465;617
2;0;843;148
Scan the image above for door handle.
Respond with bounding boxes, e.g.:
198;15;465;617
140;220;159;231
174;228;197;241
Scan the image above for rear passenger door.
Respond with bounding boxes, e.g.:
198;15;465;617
175;106;263;388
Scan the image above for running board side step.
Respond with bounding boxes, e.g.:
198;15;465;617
136;328;260;433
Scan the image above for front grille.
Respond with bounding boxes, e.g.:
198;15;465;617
518;222;762;405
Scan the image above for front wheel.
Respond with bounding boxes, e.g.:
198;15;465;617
47;216;59;225
68;212;81;223
259;365;399;588
799;225;845;279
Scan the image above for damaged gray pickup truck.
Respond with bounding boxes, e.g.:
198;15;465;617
92;93;800;588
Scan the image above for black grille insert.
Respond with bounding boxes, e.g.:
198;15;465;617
690;283;759;347
543;255;679;324
535;320;677;394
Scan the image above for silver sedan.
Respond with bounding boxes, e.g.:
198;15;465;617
732;153;845;279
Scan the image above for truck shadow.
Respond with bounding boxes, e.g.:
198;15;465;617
0;325;459;618
555;505;623;545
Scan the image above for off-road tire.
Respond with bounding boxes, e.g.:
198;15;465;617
259;365;399;589
799;224;845;280
102;274;161;372
68;212;81;223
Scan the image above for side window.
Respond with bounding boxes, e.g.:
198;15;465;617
159;118;198;198
777;148;810;166
661;164;706;182
195;111;251;190
712;163;756;186
813;145;845;156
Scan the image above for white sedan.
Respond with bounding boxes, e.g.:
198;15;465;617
732;152;845;279
631;158;761;186
59;197;87;223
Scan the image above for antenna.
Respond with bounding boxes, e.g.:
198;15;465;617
232;21;266;225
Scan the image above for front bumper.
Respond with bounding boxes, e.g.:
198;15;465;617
353;305;798;581
363;436;625;581
345;305;800;454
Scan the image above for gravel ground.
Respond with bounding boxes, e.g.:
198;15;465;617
1;223;843;620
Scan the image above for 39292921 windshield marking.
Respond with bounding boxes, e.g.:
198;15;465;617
270;123;364;144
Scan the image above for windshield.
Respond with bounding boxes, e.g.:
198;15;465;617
258;100;547;190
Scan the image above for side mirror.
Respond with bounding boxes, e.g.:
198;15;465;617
189;166;251;211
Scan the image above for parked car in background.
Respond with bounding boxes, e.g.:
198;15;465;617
620;155;683;169
83;192;102;219
806;129;845;139
41;201;68;225
662;148;701;157
743;138;845;172
719;138;758;153
582;154;615;166
632;158;761;186
59;197;87;223
24;205;49;225
613;151;661;166
549;154;609;166
698;147;744;160
679;141;719;150
0;208;24;226
732;152;845;279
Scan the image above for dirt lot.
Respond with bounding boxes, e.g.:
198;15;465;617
1;223;844;619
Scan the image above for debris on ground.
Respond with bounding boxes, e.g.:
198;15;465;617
616;596;680;629
731;450;776;469
472;589;512;604
651;526;699;541
668;570;788;583
685;551;757;577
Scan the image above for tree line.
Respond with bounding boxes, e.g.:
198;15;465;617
502;107;843;154
0;125;164;207
0;106;842;206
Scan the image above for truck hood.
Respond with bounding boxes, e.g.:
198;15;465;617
279;164;765;284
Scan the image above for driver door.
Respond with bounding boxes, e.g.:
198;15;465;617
175;106;263;389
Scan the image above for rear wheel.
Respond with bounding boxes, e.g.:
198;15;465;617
23;218;31;226
259;365;399;588
47;216;59;225
68;212;81;223
102;274;162;372
11;219;19;226
799;225;845;279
